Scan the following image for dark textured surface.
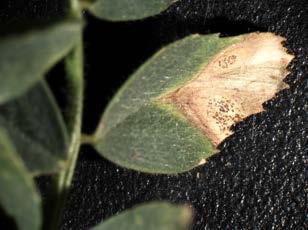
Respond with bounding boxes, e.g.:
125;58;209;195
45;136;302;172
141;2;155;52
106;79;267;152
60;0;307;229
0;0;69;37
0;0;66;25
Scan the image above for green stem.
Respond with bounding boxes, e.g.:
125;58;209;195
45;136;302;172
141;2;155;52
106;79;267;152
44;39;83;230
81;133;97;145
44;2;84;229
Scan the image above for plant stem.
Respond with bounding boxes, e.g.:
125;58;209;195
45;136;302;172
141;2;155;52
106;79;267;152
43;1;84;229
44;39;84;230
81;133;97;145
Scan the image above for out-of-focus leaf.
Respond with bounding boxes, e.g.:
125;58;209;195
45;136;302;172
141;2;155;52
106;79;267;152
91;202;192;230
88;0;177;21
0;129;41;230
0;81;68;175
0;20;82;104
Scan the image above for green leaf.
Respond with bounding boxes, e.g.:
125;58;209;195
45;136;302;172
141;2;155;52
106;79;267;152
88;0;177;21
0;20;82;104
91;202;192;230
98;104;214;173
94;34;246;174
0;81;68;175
0;129;41;230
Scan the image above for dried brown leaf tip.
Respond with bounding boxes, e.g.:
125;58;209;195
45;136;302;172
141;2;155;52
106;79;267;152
163;32;294;146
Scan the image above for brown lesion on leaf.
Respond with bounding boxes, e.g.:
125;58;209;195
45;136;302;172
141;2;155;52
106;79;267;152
160;32;294;147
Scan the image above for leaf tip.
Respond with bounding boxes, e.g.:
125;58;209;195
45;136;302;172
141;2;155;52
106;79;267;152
161;32;294;146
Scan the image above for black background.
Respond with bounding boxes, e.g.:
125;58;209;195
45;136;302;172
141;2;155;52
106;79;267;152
1;0;307;229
